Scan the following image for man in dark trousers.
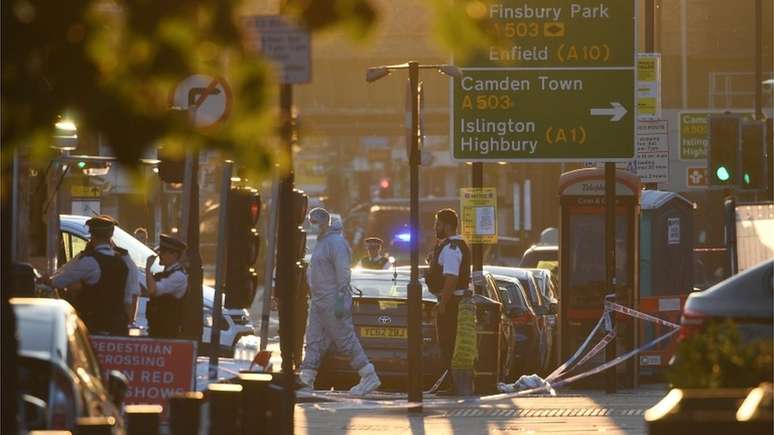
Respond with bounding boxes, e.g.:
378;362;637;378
357;237;390;270
424;208;471;394
145;234;188;339
43;215;140;335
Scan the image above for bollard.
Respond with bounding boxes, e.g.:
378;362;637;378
266;381;295;435
238;373;274;435
76;416;115;435
170;391;204;435
125;404;162;435
207;383;243;435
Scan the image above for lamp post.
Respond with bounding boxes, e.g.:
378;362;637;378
366;61;461;407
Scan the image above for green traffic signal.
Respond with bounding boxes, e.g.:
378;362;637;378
715;166;731;181
77;161;87;169
743;173;751;185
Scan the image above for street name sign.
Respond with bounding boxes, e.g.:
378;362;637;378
452;0;636;161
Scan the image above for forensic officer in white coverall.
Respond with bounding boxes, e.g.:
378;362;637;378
298;208;381;396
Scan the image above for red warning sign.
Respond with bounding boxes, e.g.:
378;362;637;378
91;336;197;407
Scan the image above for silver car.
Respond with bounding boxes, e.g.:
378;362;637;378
13;298;126;433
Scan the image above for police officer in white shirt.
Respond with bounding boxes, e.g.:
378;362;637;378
42;215;140;335
145;234;188;339
424;208;471;394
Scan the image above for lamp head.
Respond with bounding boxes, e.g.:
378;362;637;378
438;65;463;79
366;67;391;83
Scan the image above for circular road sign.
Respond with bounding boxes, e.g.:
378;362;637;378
171;74;232;129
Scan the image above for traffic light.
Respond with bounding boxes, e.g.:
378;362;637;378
378;177;393;198
157;147;185;183
224;187;262;309
708;115;741;186
292;189;308;262
740;120;768;190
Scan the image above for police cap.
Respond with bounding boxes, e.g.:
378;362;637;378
85;215;117;232
365;237;383;246
156;234;187;253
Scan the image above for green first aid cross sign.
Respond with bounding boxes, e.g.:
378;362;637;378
451;0;636;162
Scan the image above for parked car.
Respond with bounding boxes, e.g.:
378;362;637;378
59;215;255;355
490;274;543;379
13;298;127;433
520;244;558;268
316;269;513;393
679;259;773;342
524;267;560;367
484;266;556;375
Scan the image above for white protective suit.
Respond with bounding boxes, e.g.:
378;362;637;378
300;218;370;372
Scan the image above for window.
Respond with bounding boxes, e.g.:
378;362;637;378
61;232;88;262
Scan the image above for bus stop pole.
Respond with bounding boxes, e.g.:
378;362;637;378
604;162;617;394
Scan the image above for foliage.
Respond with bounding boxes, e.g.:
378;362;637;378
666;320;773;389
1;0;496;177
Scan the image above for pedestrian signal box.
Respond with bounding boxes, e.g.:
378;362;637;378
558;168;640;388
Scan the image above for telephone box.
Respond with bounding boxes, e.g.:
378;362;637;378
638;190;694;377
558;168;641;388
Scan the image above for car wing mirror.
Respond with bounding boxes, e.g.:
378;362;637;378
108;370;129;407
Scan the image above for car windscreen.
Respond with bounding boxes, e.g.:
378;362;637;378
350;277;436;300
14;311;54;356
495;280;528;311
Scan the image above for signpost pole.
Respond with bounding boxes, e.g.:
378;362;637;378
407;61;423;409
604;162;617;394
275;83;297;390
471;163;484;272
182;148;204;343
259;175;280;351
209;161;232;379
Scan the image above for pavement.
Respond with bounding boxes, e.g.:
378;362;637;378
295;386;666;434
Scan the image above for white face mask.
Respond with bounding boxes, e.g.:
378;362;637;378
309;222;321;232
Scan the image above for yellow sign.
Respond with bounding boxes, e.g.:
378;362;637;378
71;185;101;197
637;53;661;119
460;188;498;245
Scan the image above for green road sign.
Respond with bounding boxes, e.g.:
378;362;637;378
452;0;636;162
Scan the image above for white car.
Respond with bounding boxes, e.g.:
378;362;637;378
59;215;255;355
13;298;126;433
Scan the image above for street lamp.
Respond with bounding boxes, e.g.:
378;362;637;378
365;61;461;407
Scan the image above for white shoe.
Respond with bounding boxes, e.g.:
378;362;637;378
298;369;317;392
349;363;381;396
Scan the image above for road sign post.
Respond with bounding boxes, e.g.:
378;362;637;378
452;0;636;162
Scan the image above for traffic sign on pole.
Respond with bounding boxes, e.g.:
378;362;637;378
451;0;636;162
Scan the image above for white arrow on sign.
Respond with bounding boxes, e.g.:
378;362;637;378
590;102;628;122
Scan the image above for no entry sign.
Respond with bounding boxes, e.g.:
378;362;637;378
91;336;197;408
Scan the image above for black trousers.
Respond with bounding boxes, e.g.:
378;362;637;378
436;295;462;375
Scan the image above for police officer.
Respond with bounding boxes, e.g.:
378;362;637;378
43;215;140;335
145;234;188;339
358;237;390;270
424;208;471;394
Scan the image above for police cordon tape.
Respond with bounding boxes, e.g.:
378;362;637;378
295;297;681;410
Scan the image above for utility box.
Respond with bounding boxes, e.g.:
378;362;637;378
638;190;694;377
